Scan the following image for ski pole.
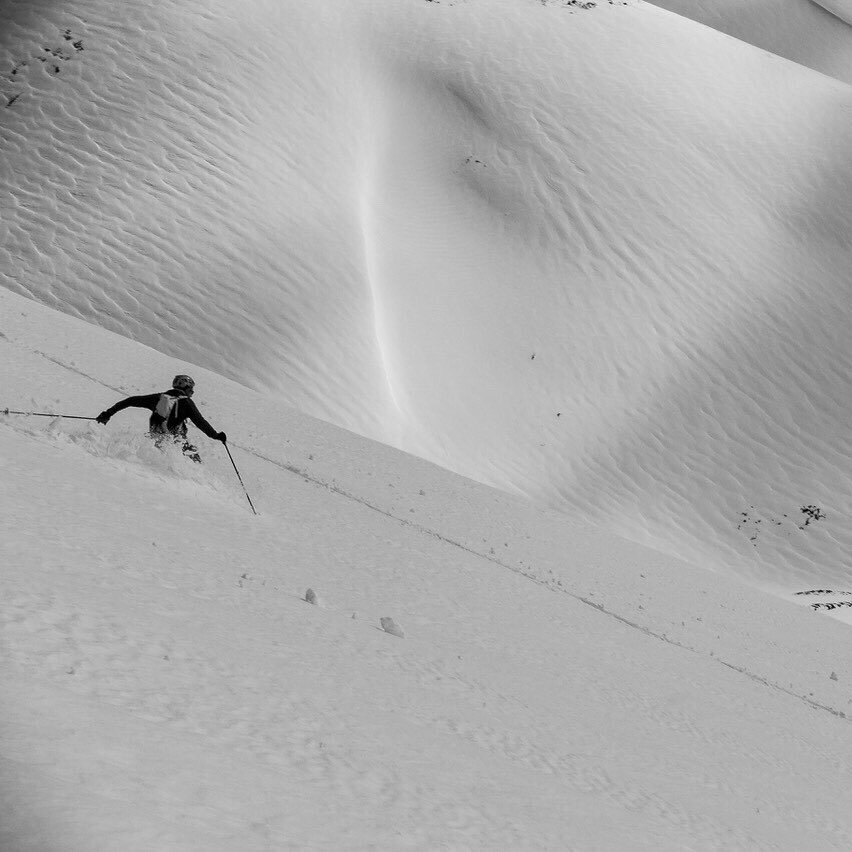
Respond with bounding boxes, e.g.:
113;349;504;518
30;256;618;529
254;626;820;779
224;442;258;515
2;408;97;421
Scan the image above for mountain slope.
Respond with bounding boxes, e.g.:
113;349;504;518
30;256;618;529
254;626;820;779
648;0;852;84
5;2;852;627
4;288;852;849
813;0;852;27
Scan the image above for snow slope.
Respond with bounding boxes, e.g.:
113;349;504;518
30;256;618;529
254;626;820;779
811;0;852;28
5;4;852;636
647;0;852;84
4;287;852;850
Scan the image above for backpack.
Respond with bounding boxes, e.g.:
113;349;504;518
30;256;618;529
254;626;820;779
153;392;182;431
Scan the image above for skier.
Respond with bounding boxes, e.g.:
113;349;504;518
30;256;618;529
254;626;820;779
96;374;226;462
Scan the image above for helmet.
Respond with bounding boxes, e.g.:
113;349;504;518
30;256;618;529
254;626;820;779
172;374;195;393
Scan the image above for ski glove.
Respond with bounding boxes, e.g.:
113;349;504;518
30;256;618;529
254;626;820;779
96;411;111;425
216;432;227;443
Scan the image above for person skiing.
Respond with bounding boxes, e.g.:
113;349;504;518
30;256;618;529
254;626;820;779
96;374;226;462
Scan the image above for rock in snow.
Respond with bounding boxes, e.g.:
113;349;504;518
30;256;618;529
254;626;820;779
379;617;404;638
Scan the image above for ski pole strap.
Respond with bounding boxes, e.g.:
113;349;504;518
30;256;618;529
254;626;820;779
2;409;97;420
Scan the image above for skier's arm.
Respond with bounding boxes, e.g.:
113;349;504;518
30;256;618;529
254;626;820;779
97;393;160;424
184;398;225;441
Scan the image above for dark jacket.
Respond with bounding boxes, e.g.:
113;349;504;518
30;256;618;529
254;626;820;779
102;389;220;440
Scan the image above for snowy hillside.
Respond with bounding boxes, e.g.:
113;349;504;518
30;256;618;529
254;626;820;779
648;0;852;84
4;286;852;849
812;0;852;27
6;1;852;843
5;0;852;605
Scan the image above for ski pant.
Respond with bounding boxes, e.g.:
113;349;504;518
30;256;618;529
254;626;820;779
149;431;202;463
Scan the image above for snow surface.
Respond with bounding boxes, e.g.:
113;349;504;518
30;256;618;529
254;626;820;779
4;285;852;849
5;0;852;845
648;0;852;84
6;0;852;605
811;0;852;28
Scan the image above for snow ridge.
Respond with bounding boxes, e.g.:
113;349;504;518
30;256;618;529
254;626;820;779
811;0;852;27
